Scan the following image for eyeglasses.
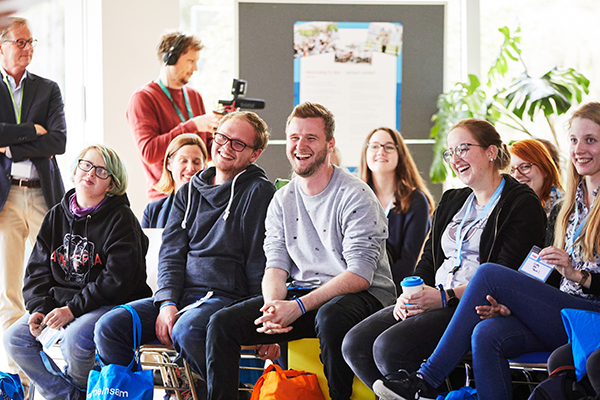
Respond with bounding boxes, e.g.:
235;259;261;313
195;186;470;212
3;39;37;49
442;143;485;163
213;132;254;152
510;163;534;176
367;143;397;153
78;160;111;180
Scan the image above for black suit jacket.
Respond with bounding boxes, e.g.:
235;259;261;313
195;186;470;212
0;70;66;210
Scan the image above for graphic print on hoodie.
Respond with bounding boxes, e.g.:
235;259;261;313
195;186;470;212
52;233;99;284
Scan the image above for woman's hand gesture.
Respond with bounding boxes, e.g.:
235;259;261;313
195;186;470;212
476;295;511;320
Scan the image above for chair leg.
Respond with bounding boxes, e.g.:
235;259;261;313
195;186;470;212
182;358;199;400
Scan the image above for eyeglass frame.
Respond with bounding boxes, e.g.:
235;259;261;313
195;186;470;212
77;159;112;180
2;39;37;49
213;131;256;153
510;162;534;176
366;142;398;154
442;143;486;163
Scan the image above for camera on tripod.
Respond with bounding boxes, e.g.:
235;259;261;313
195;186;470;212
217;79;265;113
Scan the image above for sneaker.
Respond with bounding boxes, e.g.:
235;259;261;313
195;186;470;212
373;371;437;400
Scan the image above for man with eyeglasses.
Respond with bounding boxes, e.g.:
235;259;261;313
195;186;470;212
95;111;277;399
0;17;66;387
205;102;395;400
128;30;222;201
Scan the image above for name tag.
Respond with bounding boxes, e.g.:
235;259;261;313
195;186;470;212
37;326;65;351
11;161;34;179
176;291;213;315
519;246;553;282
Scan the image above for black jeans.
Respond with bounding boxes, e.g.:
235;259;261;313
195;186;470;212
205;289;383;400
342;304;455;389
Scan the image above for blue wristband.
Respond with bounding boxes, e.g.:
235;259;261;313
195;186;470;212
160;301;177;310
438;284;447;308
294;297;306;314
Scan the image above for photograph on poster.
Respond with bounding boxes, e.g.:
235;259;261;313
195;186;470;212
294;21;403;170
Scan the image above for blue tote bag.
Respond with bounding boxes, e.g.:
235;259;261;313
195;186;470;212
87;305;153;400
0;372;24;400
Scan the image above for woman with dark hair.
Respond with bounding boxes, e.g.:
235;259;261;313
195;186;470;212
510;139;563;217
142;133;208;228
372;103;600;400
359;127;434;292
4;145;152;400
342;119;546;394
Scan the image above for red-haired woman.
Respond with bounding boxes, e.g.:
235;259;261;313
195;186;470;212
510;139;563;217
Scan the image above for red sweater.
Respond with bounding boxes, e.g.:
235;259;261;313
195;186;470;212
127;81;212;200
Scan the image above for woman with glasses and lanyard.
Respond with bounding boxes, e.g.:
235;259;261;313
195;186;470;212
510;139;563;218
357;127;434;293
371;104;600;400
342;119;546;394
4;145;152;400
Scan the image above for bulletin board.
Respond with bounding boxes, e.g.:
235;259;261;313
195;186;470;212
237;1;445;197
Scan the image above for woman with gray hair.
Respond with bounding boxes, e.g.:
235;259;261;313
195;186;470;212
4;144;152;400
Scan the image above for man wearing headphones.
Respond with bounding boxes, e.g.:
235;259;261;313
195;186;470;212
128;30;222;201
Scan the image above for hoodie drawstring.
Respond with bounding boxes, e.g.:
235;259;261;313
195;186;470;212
223;169;246;221
180;169;247;229
181;182;194;229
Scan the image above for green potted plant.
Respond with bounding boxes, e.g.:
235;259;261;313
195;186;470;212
429;25;590;183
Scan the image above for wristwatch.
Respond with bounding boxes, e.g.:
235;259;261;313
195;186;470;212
579;270;590;287
446;288;460;308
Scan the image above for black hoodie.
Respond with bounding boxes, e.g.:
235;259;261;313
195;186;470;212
154;163;276;304
23;188;152;317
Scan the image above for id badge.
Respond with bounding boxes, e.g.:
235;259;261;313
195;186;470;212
518;245;554;282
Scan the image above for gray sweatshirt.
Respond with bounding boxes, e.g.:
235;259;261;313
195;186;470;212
264;166;396;307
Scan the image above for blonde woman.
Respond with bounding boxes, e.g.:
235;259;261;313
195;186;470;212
142;133;208;228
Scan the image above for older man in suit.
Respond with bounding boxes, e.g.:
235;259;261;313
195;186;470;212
0;17;66;384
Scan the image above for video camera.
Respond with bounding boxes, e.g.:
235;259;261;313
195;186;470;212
217;79;265;113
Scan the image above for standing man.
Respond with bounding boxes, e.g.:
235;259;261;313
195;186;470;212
95;111;277;399
0;17;66;383
128;30;222;200
205;102;396;400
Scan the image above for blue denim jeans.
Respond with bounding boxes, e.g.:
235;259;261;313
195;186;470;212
418;263;600;400
4;306;112;400
94;292;236;381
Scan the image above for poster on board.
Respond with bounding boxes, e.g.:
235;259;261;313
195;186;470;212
294;21;403;170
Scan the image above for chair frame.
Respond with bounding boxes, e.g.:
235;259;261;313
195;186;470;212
139;344;199;400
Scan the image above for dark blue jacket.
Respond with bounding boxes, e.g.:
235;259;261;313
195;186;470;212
142;193;174;228
387;189;431;293
0;71;66;211
154;163;276;304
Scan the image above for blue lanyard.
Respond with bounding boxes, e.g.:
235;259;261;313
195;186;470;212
2;73;23;123
454;178;505;270
567;200;593;256
384;197;394;216
157;79;193;123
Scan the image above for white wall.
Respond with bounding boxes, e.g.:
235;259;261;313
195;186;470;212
65;0;179;219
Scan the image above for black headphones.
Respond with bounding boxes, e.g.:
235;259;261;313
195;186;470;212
162;34;188;66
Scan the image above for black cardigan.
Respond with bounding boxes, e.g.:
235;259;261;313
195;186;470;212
415;174;547;287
